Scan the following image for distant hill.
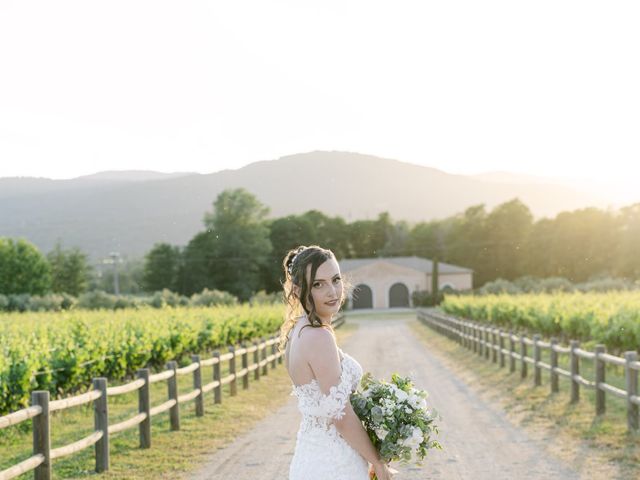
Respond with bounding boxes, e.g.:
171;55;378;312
74;170;196;182
0;170;195;199
0;151;611;261
469;171;574;185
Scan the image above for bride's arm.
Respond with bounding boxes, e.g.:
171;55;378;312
306;329;384;468
333;401;384;467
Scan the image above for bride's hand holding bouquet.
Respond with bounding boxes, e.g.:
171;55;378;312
352;372;443;480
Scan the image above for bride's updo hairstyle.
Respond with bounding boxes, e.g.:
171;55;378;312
277;245;351;353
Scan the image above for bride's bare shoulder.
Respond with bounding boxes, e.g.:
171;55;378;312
299;324;333;340
298;325;337;356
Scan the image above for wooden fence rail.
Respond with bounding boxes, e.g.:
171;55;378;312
0;313;345;480
417;309;639;432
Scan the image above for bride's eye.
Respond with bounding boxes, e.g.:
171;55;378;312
333;277;342;283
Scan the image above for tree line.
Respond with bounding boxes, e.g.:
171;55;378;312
2;188;639;301
144;189;640;299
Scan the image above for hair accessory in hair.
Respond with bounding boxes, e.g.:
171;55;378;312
287;247;304;276
287;253;299;276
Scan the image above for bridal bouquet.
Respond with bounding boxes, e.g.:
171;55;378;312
351;372;442;479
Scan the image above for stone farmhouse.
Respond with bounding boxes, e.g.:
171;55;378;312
338;256;473;309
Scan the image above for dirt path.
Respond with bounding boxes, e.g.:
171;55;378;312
187;315;580;479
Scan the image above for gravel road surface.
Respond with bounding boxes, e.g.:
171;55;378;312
187;315;580;479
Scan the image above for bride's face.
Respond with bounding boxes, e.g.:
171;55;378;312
299;258;343;319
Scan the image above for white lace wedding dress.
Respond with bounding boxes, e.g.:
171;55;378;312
289;347;370;480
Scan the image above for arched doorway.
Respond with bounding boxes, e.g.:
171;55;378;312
389;282;409;307
352;284;373;309
440;283;456;293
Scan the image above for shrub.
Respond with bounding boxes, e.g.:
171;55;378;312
575;276;637;292
537;277;575;293
149;289;189;308
189;288;238;307
6;294;31;312
412;290;444;307
477;278;521;295
27;294;67;312
249;290;281;306
477;275;638;296
77;290;118;310
0;294;7;310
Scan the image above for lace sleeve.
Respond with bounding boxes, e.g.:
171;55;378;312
315;370;351;421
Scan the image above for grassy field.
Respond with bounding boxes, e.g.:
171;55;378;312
409;313;640;478
0;318;359;479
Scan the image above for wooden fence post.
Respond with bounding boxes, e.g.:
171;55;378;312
550;338;559;393
471;323;476;353
192;354;204;416
625;351;639;431
93;378;109;472
253;341;261;381
461;323;467;349
212;352;222;405
137;368;151;448
32;391;51;480
241;342;249;390
491;329;497;363
466;323;471;350
472;325;478;354
484;328;490;360
452;318;457;342
471;322;475;351
498;329;505;368
570;340;580;404
261;337;268;376
167;361;180;430
533;334;541;387
271;337;277;369
229;346;237;396
509;331;516;373
520;335;527;379
594;345;606;415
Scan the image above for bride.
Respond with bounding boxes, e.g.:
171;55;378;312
279;245;394;480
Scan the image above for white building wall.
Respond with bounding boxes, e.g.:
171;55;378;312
342;260;473;309
343;261;426;309
426;273;473;292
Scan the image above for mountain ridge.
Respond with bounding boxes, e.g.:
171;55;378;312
0;151;615;261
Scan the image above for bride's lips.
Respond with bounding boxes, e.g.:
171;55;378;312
326;299;339;306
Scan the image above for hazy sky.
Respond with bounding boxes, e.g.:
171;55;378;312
1;1;638;200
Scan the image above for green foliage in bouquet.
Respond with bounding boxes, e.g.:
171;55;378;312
351;372;443;471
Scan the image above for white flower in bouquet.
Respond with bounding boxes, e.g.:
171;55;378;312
374;426;389;441
407;393;421;409
351;372;443;480
393;386;408;402
402;426;423;450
